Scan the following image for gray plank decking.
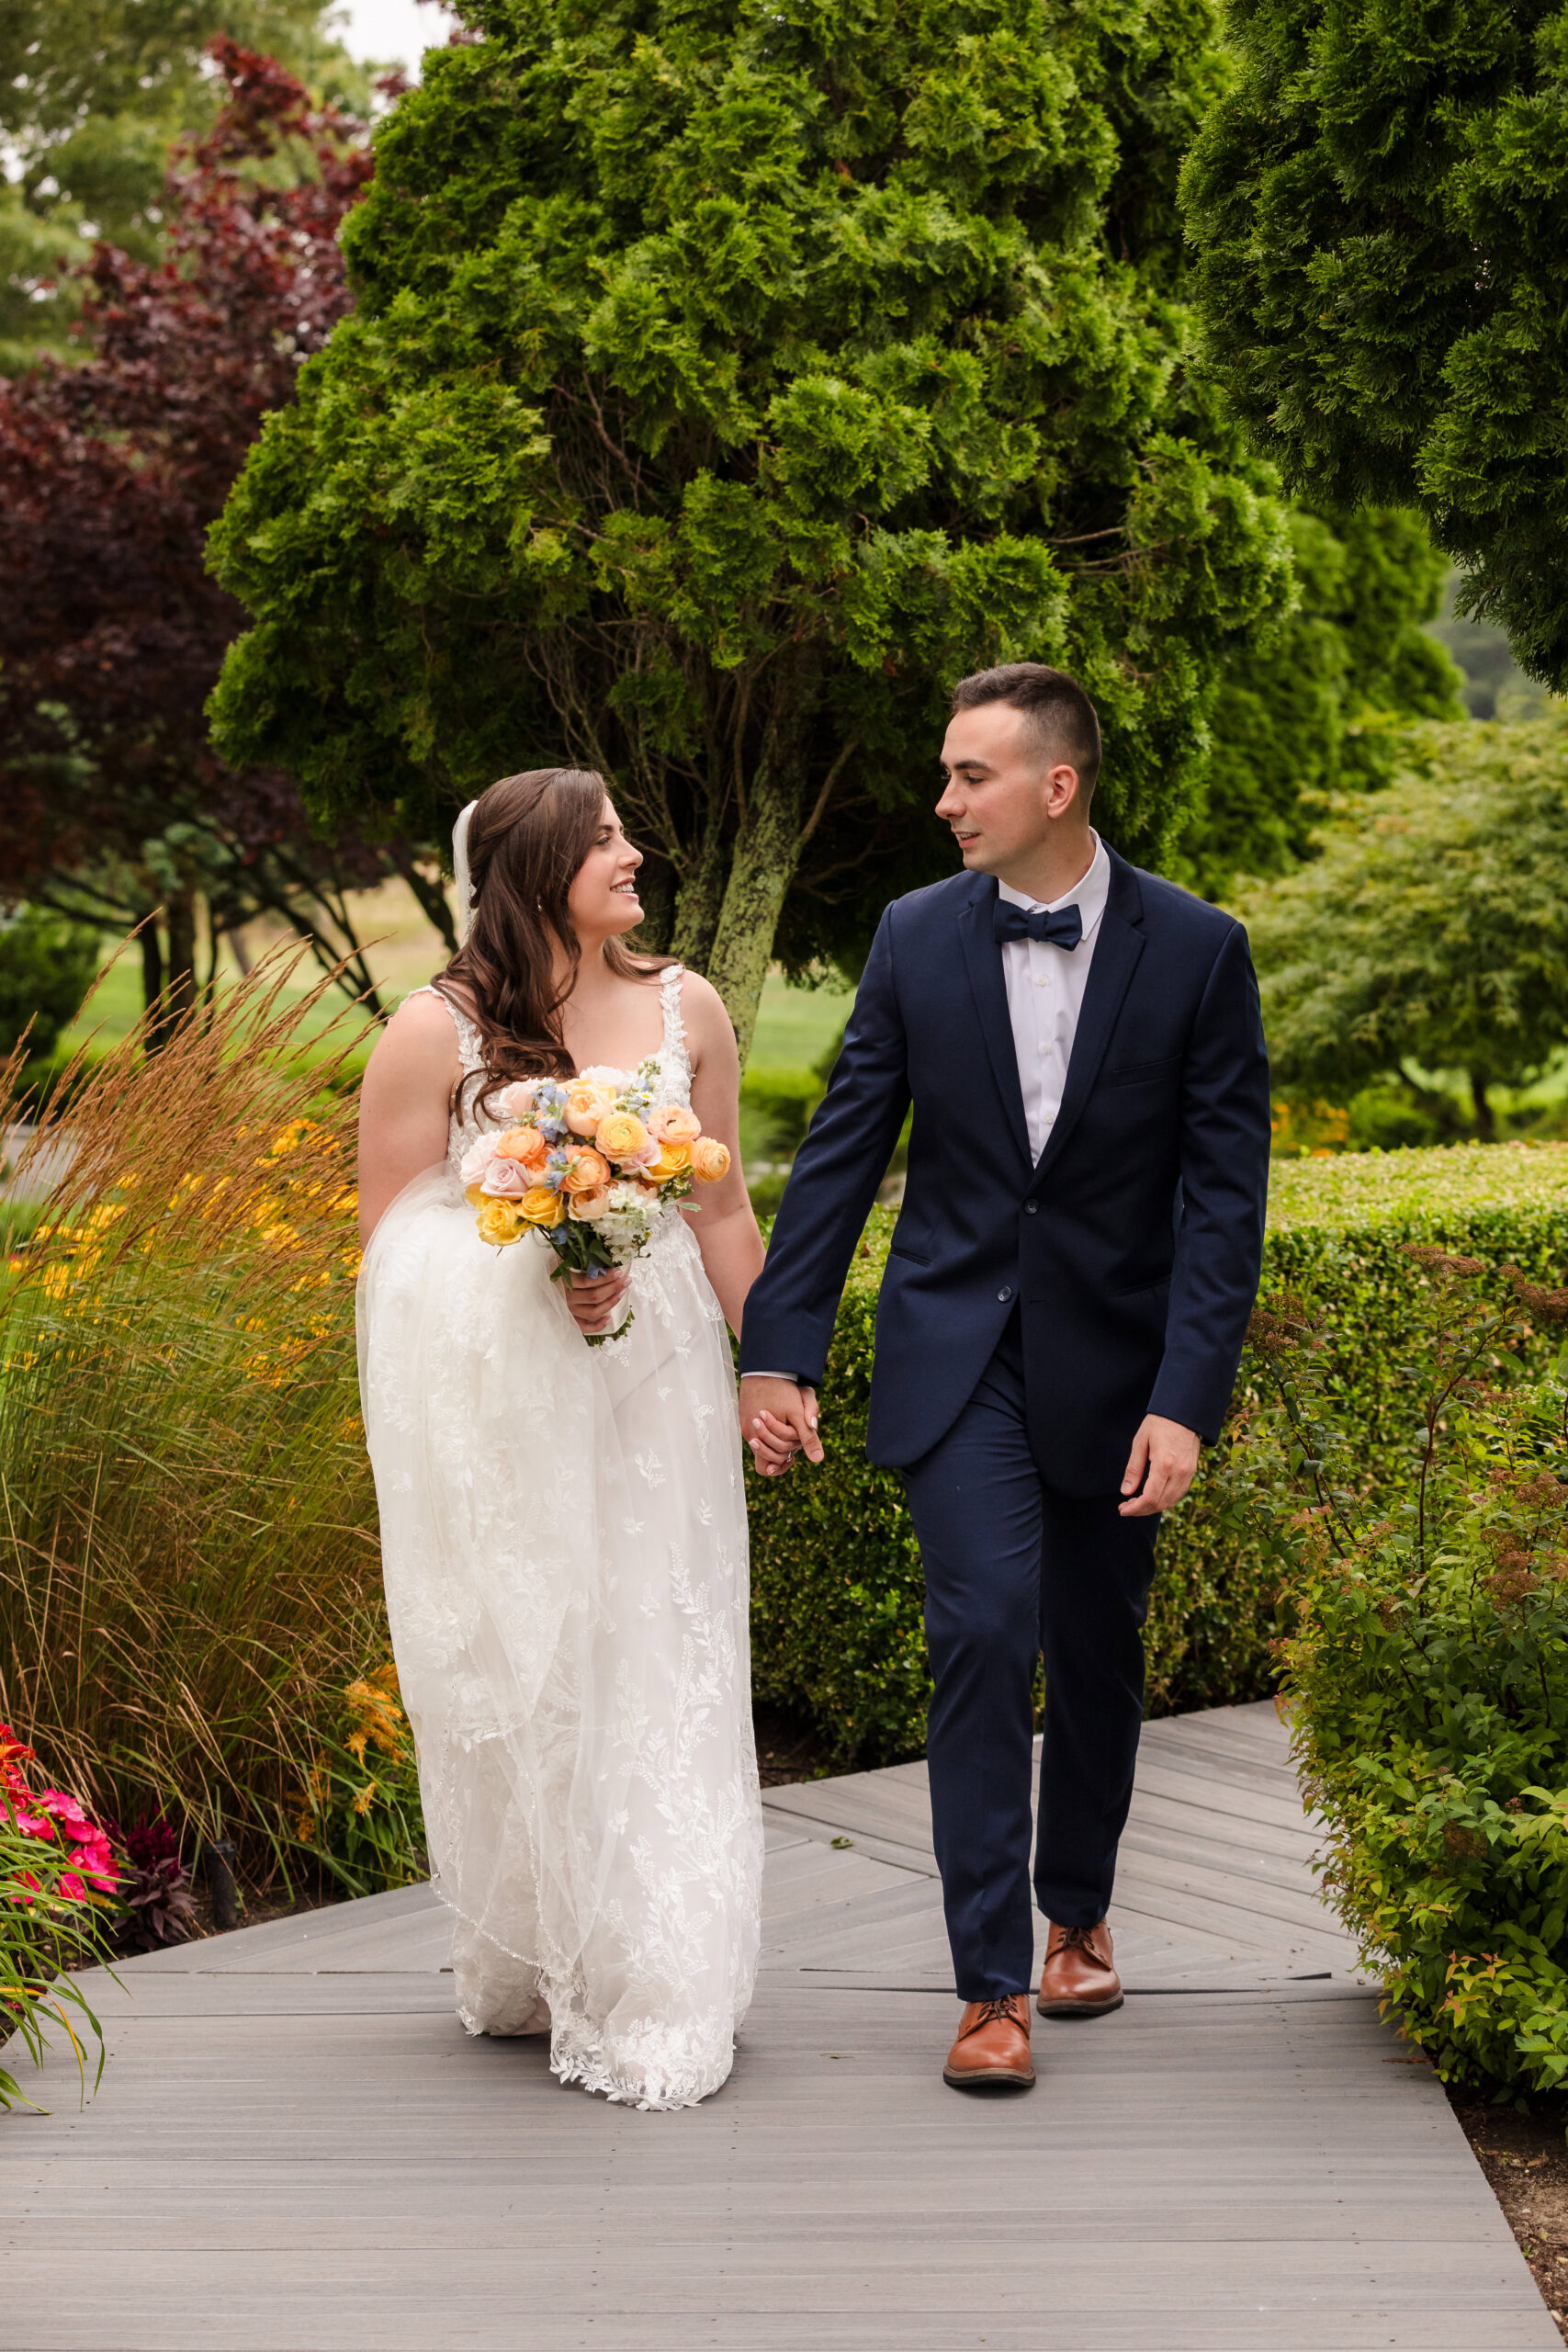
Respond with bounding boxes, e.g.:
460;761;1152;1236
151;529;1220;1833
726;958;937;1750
2;1700;1554;2351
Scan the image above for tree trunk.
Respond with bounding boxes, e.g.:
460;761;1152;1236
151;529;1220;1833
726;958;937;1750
705;768;803;1065
140;919;164;1015
630;848;677;956
671;834;728;975
1471;1069;1495;1139
164;889;198;1029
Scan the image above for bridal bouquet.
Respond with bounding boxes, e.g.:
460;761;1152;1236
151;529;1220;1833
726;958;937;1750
460;1061;729;1341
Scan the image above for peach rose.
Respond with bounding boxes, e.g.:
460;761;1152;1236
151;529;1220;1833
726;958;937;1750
493;1124;548;1170
689;1136;730;1182
644;1140;692;1184
519;1183;567;1227
561;1148;612;1195
568;1185;613;1221
476;1198;525;1248
649;1102;702;1146
479;1156;531;1199
494;1080;538;1120
594;1109;649;1165
565;1080;617;1138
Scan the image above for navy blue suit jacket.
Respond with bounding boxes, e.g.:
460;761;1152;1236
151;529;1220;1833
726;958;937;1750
739;850;1271;1494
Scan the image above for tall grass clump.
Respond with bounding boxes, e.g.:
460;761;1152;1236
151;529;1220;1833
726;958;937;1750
0;957;389;1882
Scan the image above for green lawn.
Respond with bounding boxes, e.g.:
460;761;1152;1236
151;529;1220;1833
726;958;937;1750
749;973;855;1072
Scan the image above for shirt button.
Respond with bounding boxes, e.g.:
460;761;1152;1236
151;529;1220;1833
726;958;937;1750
998;1285;1012;1302
1023;1202;1038;1216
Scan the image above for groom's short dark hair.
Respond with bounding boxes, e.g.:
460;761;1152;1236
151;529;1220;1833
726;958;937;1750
950;663;1101;794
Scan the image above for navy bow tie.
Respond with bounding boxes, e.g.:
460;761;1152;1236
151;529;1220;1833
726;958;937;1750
992;898;1084;952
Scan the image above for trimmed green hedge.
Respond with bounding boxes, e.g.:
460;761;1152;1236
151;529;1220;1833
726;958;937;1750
747;1143;1568;1765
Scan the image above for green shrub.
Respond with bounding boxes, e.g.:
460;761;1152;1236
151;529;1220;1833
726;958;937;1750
1227;1245;1568;2098
0;909;99;1061
740;1065;823;1160
749;1144;1568;1766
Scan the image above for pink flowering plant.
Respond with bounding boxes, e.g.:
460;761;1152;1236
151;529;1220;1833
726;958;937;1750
1;1723;117;2110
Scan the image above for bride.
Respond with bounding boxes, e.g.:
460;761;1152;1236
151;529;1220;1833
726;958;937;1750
355;766;782;2109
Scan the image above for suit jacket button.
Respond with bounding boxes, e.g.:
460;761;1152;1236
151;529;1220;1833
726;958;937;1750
1023;1201;1038;1216
998;1285;1012;1302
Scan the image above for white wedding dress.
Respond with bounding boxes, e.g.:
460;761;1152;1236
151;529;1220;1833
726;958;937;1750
356;967;763;2109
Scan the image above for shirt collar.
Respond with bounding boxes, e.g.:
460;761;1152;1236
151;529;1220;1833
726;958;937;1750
996;831;1110;936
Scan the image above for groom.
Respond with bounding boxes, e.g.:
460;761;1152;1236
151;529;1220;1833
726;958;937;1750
738;662;1271;2090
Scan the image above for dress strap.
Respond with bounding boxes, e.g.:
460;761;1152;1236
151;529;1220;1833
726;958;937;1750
657;964;693;1088
410;982;483;1071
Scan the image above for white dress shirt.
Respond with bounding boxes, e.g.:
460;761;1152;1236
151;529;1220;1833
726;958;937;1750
997;831;1111;1164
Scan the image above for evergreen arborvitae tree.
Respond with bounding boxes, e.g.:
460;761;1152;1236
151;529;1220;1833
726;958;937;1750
1181;0;1568;694
209;0;1292;1050
1189;503;1463;897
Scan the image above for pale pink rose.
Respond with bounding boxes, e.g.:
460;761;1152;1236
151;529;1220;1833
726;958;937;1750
479;1156;532;1199
459;1133;500;1188
494;1080;538;1119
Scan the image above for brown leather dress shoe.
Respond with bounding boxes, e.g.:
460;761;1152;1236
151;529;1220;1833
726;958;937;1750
942;1994;1036;2090
1037;1919;1124;2018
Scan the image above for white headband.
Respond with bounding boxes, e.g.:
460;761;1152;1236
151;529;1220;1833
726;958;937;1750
452;800;478;942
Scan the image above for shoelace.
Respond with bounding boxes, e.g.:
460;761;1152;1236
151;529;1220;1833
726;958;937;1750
971;1994;1022;2030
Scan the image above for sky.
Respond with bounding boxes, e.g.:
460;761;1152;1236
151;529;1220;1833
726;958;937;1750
329;0;462;77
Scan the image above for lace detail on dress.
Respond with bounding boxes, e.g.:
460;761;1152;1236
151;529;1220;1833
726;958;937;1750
358;963;760;2109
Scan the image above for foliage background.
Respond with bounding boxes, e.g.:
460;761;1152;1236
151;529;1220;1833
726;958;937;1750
208;0;1300;1051
1180;0;1568;693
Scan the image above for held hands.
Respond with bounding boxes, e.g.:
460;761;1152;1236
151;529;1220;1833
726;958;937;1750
739;1374;824;1478
1119;1413;1201;1517
565;1266;630;1336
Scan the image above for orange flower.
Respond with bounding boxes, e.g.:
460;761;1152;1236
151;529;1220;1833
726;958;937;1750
649;1102;702;1146
565;1080;617;1137
561;1148;612;1195
645;1141;692;1183
690;1136;730;1182
595;1109;649;1164
476;1198;525;1248
519;1184;567;1227
494;1125;547;1170
568;1184;613;1221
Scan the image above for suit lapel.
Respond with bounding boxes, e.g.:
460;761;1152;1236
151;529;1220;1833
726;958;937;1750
1027;850;1145;1195
956;879;1032;1170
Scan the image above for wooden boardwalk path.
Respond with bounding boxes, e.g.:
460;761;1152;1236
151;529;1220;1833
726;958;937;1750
4;1701;1555;2350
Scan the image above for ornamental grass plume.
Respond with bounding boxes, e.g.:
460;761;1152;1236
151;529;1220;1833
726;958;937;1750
0;950;388;1883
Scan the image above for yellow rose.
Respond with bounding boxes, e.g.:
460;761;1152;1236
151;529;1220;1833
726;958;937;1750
689;1136;730;1183
561;1147;612;1195
519;1183;567;1227
595;1109;649;1164
649;1102;702;1146
565;1080;617;1138
464;1183;487;1208
644;1141;692;1184
476;1198;525;1248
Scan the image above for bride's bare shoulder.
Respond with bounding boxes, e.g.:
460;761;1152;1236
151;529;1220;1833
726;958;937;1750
673;969;739;1068
367;988;464;1076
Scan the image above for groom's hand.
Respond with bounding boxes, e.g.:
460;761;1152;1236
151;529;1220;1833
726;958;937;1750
739;1375;823;1476
1119;1414;1201;1517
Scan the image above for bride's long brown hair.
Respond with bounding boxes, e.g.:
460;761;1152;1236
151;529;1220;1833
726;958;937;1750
434;767;671;1117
